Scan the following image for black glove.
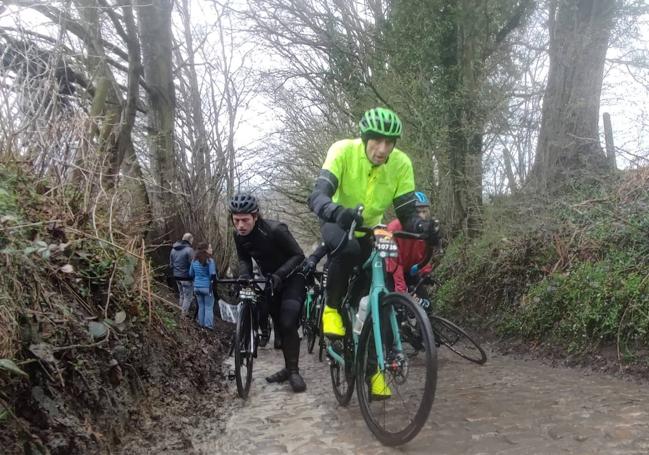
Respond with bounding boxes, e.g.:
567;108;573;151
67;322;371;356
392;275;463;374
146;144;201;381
301;258;317;275
268;273;282;292
416;219;440;244
335;206;363;230
422;275;435;286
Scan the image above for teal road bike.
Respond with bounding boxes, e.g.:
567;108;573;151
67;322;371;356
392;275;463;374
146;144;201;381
301;270;327;361
325;208;437;446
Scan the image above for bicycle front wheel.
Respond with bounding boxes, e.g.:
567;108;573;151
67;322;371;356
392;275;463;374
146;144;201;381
430;315;487;365
328;308;355;406
357;293;437;446
234;301;255;399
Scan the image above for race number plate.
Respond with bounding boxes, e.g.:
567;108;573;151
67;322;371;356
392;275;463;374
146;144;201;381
239;287;256;300
374;228;399;258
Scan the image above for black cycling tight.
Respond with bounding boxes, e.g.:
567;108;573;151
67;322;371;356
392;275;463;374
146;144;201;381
266;274;305;371
320;222;372;309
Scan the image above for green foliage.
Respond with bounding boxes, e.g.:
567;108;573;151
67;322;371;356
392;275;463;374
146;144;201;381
433;173;649;362
0;170;20;216
0;163;166;363
506;253;649;353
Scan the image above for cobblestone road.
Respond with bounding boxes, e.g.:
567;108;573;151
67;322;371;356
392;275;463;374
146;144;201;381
196;338;649;455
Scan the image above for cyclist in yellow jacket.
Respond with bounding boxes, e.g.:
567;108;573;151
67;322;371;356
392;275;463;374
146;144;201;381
308;107;439;398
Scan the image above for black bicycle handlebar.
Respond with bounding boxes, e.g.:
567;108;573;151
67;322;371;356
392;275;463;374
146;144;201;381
392;230;427;240
216;277;269;285
350;225;428;241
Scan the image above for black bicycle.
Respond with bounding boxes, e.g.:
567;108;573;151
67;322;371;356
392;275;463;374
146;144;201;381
218;277;270;399
408;275;487;365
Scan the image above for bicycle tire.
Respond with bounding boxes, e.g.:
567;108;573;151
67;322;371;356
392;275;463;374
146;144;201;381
300;297;308;338
316;294;326;362
306;294;320;354
430;315;487;365
329;310;355;406
318;331;325;362
356;293;437;446
234;301;254;399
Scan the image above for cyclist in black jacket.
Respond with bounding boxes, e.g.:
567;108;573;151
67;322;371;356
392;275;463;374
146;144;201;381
229;193;307;393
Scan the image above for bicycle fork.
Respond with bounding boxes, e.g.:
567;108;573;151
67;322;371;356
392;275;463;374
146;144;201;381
367;251;404;373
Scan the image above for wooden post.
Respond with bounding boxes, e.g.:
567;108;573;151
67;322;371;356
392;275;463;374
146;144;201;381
603;112;617;170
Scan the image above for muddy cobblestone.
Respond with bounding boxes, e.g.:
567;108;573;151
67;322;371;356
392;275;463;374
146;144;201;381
195;340;649;454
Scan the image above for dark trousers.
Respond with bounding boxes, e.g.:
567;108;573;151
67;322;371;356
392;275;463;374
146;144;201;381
320;222;372;310
264;274;305;371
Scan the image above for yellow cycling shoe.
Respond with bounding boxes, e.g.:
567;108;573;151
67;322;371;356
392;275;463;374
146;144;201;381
370;370;392;400
322;305;345;337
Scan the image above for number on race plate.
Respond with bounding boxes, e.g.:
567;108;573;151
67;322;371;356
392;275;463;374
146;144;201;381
374;229;399;258
239;287;256;300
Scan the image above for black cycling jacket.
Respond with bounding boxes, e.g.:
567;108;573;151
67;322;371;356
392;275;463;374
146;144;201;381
234;219;305;280
307;242;329;265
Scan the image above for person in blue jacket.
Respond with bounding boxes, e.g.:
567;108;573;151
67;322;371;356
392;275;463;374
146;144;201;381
189;242;218;329
169;232;194;315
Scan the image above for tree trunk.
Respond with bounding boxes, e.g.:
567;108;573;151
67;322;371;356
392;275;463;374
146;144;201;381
73;0;122;185
530;0;615;189
136;0;176;232
108;0;142;187
437;1;486;237
179;0;210;191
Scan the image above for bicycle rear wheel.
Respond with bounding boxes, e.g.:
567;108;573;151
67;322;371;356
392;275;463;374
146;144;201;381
328;309;355;406
430;315;487;365
306;294;320;354
317;294;326;362
234;301;255;399
357;293;437;446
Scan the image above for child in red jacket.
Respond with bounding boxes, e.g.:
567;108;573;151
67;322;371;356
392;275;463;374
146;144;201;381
386;192;440;307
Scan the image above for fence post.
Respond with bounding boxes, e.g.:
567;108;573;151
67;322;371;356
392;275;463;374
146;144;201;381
602;112;617;170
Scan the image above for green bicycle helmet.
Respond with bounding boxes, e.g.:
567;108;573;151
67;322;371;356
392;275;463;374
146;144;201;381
359;107;403;138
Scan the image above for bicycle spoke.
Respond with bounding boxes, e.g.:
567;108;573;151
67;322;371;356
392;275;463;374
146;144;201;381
386;373;417;419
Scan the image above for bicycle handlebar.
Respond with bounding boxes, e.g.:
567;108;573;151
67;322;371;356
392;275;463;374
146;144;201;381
304;270;325;280
216;277;269;286
392;230;427;240
349;225;428;241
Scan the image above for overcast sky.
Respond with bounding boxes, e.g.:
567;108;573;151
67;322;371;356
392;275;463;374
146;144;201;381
1;1;648;171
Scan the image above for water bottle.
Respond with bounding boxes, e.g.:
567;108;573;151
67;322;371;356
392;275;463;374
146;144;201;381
353;295;370;335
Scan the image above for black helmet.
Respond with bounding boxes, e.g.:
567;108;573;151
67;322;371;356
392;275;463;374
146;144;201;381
229;193;259;214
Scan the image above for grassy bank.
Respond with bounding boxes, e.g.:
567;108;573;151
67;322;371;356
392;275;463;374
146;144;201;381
0;164;230;454
434;169;649;367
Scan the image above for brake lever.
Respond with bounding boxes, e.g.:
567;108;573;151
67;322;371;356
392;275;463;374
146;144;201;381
347;204;365;241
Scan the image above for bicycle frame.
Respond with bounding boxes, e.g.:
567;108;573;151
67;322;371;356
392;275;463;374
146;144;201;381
304;271;324;321
367;247;403;370
240;293;259;356
218;277;269;353
326;237;404;373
